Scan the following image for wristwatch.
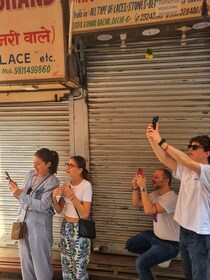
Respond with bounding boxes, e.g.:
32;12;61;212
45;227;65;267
158;138;166;146
140;187;147;192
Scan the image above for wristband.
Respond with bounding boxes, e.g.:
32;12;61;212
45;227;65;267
132;187;139;191
70;195;76;201
158;138;166;146
140;187;147;192
163;144;169;152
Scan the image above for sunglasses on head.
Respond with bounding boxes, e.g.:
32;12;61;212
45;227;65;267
188;144;203;150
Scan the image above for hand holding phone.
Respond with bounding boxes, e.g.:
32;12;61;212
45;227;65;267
152;116;159;130
5;171;11;181
138;168;143;176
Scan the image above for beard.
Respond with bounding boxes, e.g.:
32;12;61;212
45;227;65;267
153;182;161;189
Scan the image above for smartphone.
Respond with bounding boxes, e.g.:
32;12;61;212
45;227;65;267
5;171;11;181
138;168;143;176
152;116;159;130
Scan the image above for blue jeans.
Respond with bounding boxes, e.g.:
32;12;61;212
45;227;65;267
125;230;179;280
179;226;210;280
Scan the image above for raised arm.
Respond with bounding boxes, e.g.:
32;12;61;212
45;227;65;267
161;141;201;174
135;175;165;215
131;176;142;207
147;123;201;174
146;123;177;172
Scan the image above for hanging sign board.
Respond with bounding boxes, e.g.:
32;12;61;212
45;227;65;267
0;0;66;83
72;0;209;33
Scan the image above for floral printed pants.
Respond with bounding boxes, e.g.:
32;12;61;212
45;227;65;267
60;220;90;280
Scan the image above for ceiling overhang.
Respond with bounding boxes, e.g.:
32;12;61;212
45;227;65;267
75;18;210;48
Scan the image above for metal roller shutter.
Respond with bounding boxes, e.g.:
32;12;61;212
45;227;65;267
0;100;71;252
86;33;210;254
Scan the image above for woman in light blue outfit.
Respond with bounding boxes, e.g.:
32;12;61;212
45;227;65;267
52;156;92;280
9;148;59;280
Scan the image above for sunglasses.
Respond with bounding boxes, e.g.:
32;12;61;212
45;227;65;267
187;144;203;150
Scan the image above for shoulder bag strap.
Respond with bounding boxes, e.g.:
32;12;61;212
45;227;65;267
30;174;51;196
21;174;51;221
73;205;81;219
73;204;93;221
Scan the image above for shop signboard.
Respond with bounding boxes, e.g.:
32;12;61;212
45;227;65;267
72;0;209;33
0;0;66;83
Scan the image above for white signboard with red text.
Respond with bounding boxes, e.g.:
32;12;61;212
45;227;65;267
0;0;66;82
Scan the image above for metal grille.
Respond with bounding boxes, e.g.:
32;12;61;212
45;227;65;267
86;33;210;254
0;101;71;250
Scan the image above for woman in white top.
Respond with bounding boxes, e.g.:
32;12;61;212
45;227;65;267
52;156;93;280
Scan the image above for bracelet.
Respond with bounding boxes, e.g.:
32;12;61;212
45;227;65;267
132;187;139;191
163;144;169;152
140;187;147;192
158;138;166;146
70;195;76;201
153;203;158;214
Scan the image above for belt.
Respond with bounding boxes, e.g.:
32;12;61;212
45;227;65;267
64;215;79;223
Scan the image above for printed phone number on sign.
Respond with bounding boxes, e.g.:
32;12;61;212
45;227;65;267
13;65;51;74
1;65;51;75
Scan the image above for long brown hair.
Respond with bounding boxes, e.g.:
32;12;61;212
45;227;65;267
71;156;91;181
35;148;59;174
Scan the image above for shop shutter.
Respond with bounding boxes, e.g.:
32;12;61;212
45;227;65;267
0;100;71;252
86;33;210;254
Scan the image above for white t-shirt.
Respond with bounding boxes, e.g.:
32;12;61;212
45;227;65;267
63;179;92;218
149;191;180;241
173;163;210;234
